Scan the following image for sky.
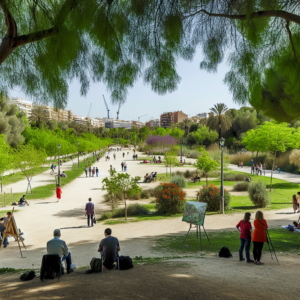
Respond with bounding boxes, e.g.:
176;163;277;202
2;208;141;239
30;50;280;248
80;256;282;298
11;49;242;123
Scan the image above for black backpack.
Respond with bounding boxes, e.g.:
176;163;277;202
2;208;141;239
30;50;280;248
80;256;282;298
90;257;103;273
20;270;35;281
219;247;232;258
118;256;133;270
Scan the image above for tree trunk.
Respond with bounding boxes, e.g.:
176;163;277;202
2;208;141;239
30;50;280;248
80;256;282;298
206;174;208;187
255;151;258;165
0;37;14;65
270;151;277;191
125;199;127;220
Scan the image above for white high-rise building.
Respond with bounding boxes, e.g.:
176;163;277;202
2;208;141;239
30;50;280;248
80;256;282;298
8;97;32;118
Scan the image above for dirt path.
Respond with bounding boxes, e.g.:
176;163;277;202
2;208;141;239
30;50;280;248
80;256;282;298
1;254;298;299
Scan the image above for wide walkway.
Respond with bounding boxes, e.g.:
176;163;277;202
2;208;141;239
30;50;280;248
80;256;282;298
0;152;299;269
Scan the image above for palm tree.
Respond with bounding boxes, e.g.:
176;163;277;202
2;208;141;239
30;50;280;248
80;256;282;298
207;103;232;139
29;105;48;127
182;118;192;137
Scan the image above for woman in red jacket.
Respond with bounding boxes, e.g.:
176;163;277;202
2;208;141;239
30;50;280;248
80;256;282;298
252;211;268;265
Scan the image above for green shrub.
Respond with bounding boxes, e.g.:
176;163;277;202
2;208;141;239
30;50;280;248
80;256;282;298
248;181;270;208
183;169;198;178
140;190;151;199
224;173;246;181
99;204;149;220
156;183;186;214
198;184;230;212
233;182;249;191
206;171;220;178
170;175;186;188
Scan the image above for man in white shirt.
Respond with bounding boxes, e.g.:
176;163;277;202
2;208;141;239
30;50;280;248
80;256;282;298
47;229;73;274
0;212;11;248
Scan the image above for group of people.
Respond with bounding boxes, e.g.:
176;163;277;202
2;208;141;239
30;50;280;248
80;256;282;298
250;159;266;175
144;172;157;183
152;156;162;164
121;162;127;172
85;166;99;177
236;211;268;265
132;154;138;160
46;227;120;274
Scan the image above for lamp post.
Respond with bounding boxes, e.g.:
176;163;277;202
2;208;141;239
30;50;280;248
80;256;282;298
180;136;183;164
77;141;80;169
58;144;61;186
219;137;225;214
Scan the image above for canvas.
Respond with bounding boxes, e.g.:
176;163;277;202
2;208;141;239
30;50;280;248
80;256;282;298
182;201;207;226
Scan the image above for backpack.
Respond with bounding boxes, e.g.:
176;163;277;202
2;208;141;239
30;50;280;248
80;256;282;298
219;247;232;258
118;256;133;270
20;270;35;281
90;257;102;273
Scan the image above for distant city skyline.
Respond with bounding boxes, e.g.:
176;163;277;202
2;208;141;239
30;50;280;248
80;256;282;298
10;49;242;123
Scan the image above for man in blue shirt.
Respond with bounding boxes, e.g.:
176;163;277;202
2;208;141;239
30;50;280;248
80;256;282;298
98;228;120;269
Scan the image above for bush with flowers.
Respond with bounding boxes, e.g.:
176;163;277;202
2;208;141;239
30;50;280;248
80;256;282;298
197;184;230;212
155;183;186;214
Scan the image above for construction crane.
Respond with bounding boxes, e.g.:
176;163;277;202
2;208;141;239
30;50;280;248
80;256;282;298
87;103;92;118
138;114;148;122
116;102;121;120
103;95;110;119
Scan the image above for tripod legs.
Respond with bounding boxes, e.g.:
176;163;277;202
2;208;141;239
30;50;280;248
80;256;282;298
182;224;192;245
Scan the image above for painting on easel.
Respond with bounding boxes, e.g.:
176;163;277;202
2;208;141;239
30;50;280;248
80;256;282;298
182;201;207;226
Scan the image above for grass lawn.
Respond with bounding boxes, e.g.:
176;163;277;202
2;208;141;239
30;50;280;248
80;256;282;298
1;167;49;187
154;229;300;254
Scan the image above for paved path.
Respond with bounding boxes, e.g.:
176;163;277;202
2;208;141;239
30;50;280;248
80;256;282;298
0;153;299;269
229;164;300;184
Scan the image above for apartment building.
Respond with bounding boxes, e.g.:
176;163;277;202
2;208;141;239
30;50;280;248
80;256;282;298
160;111;188;128
145;119;160;128
105;119;132;129
8;97;32;118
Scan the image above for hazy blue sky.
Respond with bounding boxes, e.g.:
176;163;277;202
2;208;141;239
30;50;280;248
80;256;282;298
11;49;241;123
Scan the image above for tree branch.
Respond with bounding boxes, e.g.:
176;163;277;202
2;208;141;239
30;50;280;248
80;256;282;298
0;0;17;39
185;9;300;26
285;20;297;61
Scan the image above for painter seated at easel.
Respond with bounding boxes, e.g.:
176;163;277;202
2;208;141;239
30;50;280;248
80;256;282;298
0;212;11;248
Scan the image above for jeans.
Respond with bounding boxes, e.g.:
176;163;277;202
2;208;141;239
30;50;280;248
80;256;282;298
62;252;72;271
239;237;251;261
253;242;264;262
87;215;93;227
0;226;8;247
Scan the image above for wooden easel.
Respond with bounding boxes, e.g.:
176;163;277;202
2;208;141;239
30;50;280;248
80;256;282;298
0;207;26;257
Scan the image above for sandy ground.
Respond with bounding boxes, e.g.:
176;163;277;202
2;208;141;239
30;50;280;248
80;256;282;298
0;150;299;272
0;254;299;299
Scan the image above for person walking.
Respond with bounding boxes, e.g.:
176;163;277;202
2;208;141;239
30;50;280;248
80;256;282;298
93;167;96;177
252;211;268;265
85;198;95;227
96;167;99;177
89;167;92;177
56;184;62;202
250;158;253;166
121;162;124;172
85;166;88;177
258;163;262;175
123;152;125;158
124;162;127;172
293;194;298;213
92;168;94;177
236;212;253;263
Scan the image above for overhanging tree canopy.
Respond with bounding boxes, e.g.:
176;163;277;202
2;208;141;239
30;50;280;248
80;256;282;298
1;1;300;112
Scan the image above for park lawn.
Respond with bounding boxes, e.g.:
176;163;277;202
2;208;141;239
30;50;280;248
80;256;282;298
154;229;300;254
2;167;49;187
2;159;98;206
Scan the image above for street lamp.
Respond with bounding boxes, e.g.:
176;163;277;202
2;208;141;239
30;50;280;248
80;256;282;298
58;144;61;187
180;136;183;164
219;137;225;214
77;141;80;169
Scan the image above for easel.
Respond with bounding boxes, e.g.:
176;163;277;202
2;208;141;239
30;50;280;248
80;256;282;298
182;217;210;251
0;207;26;257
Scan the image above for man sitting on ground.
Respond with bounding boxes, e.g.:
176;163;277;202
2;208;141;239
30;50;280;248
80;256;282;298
47;229;73;274
192;174;200;183
18;195;29;206
246;177;251;182
98;228;120;269
0;212;11;248
60;171;67;178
